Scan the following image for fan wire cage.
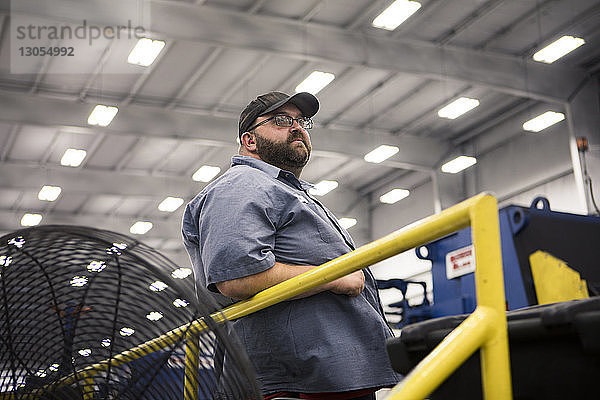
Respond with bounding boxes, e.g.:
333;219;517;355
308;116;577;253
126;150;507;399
0;225;261;400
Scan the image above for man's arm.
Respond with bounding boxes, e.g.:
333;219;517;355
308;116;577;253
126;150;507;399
216;261;365;300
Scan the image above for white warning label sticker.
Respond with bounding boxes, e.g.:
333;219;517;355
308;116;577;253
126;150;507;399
446;245;475;279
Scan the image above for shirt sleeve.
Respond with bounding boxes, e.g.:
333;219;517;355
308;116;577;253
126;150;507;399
197;176;278;292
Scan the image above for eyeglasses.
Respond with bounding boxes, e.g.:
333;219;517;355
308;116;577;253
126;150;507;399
246;114;314;131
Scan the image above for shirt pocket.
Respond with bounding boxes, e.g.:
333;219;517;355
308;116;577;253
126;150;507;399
315;219;339;243
303;202;339;243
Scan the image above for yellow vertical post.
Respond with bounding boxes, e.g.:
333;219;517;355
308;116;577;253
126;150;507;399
184;329;200;400
82;374;94;400
470;195;512;399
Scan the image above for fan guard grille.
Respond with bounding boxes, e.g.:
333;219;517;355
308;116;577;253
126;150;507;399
0;225;260;400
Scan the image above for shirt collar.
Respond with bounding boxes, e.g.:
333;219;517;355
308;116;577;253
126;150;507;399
231;155;314;191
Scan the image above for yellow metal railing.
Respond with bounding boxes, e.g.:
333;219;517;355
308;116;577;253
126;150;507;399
19;192;510;400
385;193;511;399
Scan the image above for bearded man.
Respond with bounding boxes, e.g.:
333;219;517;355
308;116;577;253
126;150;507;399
182;92;400;399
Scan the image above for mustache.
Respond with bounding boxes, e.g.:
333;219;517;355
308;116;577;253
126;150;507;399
287;133;306;144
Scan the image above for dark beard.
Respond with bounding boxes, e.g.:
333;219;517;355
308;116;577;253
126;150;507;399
254;132;311;171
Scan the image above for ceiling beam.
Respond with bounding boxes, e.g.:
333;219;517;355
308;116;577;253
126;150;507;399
0;91;448;169
434;0;507;45
322;71;400;126
0;124;20;161
391;0;445;36
79;40;115;101
122;41;174;106
344;0;388;30
452;98;534;145
3;0;587;103
0;209;182;241
479;0;558;50
358;80;433;129
0;161;201;197
518;2;600;57
165;46;224;109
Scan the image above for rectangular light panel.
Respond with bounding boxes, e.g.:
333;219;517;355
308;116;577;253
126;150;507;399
128;38;166;67
308;180;338;196
338;217;357;229
192;165;221;182
372;0;422;31
158;196;184;212
364;145;399;164
441;156;477;174
380;188;410;204
533;36;585;64
295;71;335;95
60;148;87;167
21;213;42;226
88;105;118;127
438;97;480;119
523;111;565;133
130;221;153;235
38;185;62;201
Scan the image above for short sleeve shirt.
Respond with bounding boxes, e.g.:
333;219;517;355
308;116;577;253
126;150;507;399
182;155;400;394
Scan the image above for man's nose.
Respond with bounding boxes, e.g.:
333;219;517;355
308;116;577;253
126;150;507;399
290;118;303;130
289;124;308;140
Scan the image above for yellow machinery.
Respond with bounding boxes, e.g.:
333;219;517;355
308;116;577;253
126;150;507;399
529;250;589;304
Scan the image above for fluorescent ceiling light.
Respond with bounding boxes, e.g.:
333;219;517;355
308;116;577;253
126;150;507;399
101;338;111;347
295;71;335;95
172;267;192;279
441;156;477;174
35;370;47;378
119;327;135;336
522;111;565;132
158;196;184;212
70;276;88;287
173;298;189;308
38;185;62;202
88;105;118;127
380;188;410;204
308;180;338;196
533;35;585;64
192;165;221;182
338;217;357;229
49;364;59;372
438;97;480;119
146;311;163;321
21;213;42;226
78;349;91;357
60;148;87;167
372;0;422;30
149;280;168;292
128;38;166;67
364;145;399;163
130;221;153;235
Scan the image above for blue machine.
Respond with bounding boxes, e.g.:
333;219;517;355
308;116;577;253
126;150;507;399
379;197;600;328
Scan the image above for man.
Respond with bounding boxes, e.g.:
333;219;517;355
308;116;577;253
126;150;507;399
182;92;400;399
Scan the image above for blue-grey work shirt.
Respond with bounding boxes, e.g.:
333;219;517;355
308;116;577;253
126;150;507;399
182;155;401;394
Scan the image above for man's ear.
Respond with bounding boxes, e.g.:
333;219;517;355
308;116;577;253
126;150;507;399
241;132;256;150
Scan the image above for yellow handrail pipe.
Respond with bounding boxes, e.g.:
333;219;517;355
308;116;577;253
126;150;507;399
36;193;510;400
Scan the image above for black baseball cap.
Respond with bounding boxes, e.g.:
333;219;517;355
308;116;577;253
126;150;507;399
238;91;319;137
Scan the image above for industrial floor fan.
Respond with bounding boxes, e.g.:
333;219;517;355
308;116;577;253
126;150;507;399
0;225;261;399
